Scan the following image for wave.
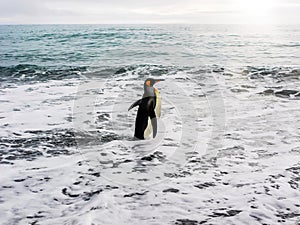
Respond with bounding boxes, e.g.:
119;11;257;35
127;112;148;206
0;128;125;164
0;128;76;164
0;64;87;84
244;66;300;81
1;64;299;86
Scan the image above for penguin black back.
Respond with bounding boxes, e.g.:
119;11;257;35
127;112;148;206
134;96;156;139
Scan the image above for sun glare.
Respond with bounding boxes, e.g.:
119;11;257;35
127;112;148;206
235;0;278;24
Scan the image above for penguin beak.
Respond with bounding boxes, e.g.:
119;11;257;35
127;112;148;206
154;79;164;84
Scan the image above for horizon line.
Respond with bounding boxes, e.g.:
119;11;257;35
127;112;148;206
0;23;299;26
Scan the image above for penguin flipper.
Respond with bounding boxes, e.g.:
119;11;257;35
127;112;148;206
128;99;142;111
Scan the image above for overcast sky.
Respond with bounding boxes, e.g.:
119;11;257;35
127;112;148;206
0;0;299;24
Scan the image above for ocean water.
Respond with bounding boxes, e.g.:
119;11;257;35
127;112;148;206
0;24;300;224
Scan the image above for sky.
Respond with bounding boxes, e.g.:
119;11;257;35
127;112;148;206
0;0;299;24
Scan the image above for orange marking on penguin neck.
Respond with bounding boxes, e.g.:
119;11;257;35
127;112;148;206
146;80;151;86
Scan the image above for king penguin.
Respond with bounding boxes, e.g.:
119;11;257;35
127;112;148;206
128;78;164;139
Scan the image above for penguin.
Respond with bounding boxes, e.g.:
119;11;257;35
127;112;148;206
128;78;164;139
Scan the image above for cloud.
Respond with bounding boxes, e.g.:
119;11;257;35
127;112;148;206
0;0;41;17
0;0;299;24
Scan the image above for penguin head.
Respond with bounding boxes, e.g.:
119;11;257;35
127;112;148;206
144;78;164;88
144;78;164;96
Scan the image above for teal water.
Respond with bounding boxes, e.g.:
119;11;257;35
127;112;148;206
0;24;299;68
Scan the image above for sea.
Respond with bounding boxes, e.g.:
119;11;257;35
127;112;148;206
0;24;299;224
